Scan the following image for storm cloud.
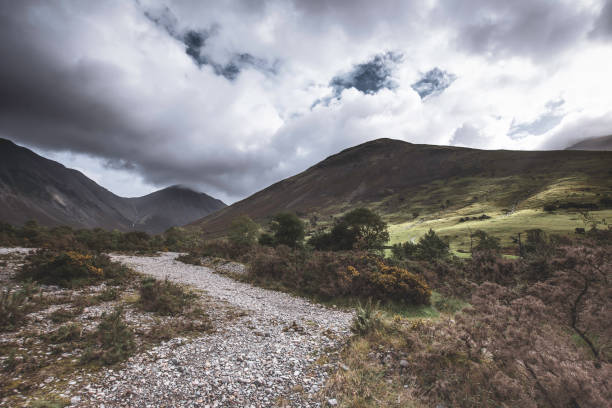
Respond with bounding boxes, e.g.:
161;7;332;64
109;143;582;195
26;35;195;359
143;4;277;80
0;1;611;203
411;68;457;99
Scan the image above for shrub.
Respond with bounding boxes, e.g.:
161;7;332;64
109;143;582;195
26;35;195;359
228;215;259;247
176;253;202;266
351;299;383;335
44;323;83;344
600;196;612;208
391;241;418;260
18;250;132;288
363;257;431;304
138;277;196;315
49;307;83;323
258;232;275;247
0;286;29;331
247;247;431;305
118;231;151;251
416;229;450;261
307;208;389;252
97;286;120;302
393;230;450;261
471;230;501;254
248;245;292;282
82;307;135;365
187;239;247;261
269;213;305;248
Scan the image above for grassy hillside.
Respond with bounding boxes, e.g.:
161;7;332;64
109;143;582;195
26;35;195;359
192;138;612;247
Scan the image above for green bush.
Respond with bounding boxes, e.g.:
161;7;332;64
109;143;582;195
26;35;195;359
44;323;83;344
228;215;259;247
49;307;83;323
270;212;305;248
471;230;501;254
307;208;389;252
82;307;135;365
176;253;202;265
138;277;196;315
247;247;431;305
17;250;132;288
351;299;383;335
393;229;449;261
0;286;29;331
97;286;120;302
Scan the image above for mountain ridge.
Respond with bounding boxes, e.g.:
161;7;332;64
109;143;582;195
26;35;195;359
0;138;226;233
191;137;612;237
565;135;612;151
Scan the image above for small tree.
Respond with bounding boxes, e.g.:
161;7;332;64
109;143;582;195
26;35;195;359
270;213;305;248
307;208;389;252
471;230;501;254
416;229;449;261
228;215;259;247
339;208;389;252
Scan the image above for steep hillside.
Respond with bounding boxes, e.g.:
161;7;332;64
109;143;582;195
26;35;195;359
127;185;226;233
565;135;612;151
192;138;612;245
0;139;226;233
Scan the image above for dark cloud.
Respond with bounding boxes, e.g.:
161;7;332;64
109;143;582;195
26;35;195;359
0;2;279;201
143;5;277;81
411;68;456;99
330;52;403;97
0;1;610;204
508;99;565;139
435;0;595;59
312;52;403;108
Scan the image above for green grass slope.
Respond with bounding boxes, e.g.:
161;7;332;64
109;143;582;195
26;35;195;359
191;138;612;246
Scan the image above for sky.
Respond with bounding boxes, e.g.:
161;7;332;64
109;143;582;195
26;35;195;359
1;0;611;203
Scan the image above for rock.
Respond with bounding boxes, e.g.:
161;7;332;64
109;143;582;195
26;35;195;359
70;396;81;404
328;398;338;406
399;359;409;368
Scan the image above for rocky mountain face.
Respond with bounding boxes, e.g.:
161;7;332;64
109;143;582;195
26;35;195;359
0;138;225;233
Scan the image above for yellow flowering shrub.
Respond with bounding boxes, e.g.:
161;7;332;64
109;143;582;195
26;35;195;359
18;249;131;288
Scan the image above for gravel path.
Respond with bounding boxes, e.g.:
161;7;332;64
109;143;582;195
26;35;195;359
74;252;353;408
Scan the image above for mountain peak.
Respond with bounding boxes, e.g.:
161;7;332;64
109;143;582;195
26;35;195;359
0;139;226;233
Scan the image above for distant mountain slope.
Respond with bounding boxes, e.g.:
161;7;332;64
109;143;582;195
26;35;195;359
126;185;226;234
192;138;612;236
0;138;226;233
565;135;612;151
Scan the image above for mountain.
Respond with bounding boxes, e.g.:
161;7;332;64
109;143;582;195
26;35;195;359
191;138;612;239
565;135;612;151
126;185;226;234
0;138;226;233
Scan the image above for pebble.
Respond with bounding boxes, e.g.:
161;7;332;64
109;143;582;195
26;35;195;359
68;252;353;407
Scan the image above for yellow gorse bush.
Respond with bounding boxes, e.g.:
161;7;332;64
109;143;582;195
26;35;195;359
346;256;432;305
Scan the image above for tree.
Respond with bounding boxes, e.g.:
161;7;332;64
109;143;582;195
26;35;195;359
339;208;389;251
308;208;389;252
270;213;305;248
228;215;259;247
471;230;501;254
416;229;449;261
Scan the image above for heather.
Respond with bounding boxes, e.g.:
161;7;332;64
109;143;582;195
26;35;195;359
322;232;612;407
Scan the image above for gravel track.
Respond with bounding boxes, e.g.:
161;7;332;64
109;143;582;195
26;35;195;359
73;252;353;408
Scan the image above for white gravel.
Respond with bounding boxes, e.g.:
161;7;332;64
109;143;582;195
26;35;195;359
72;252;353;407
